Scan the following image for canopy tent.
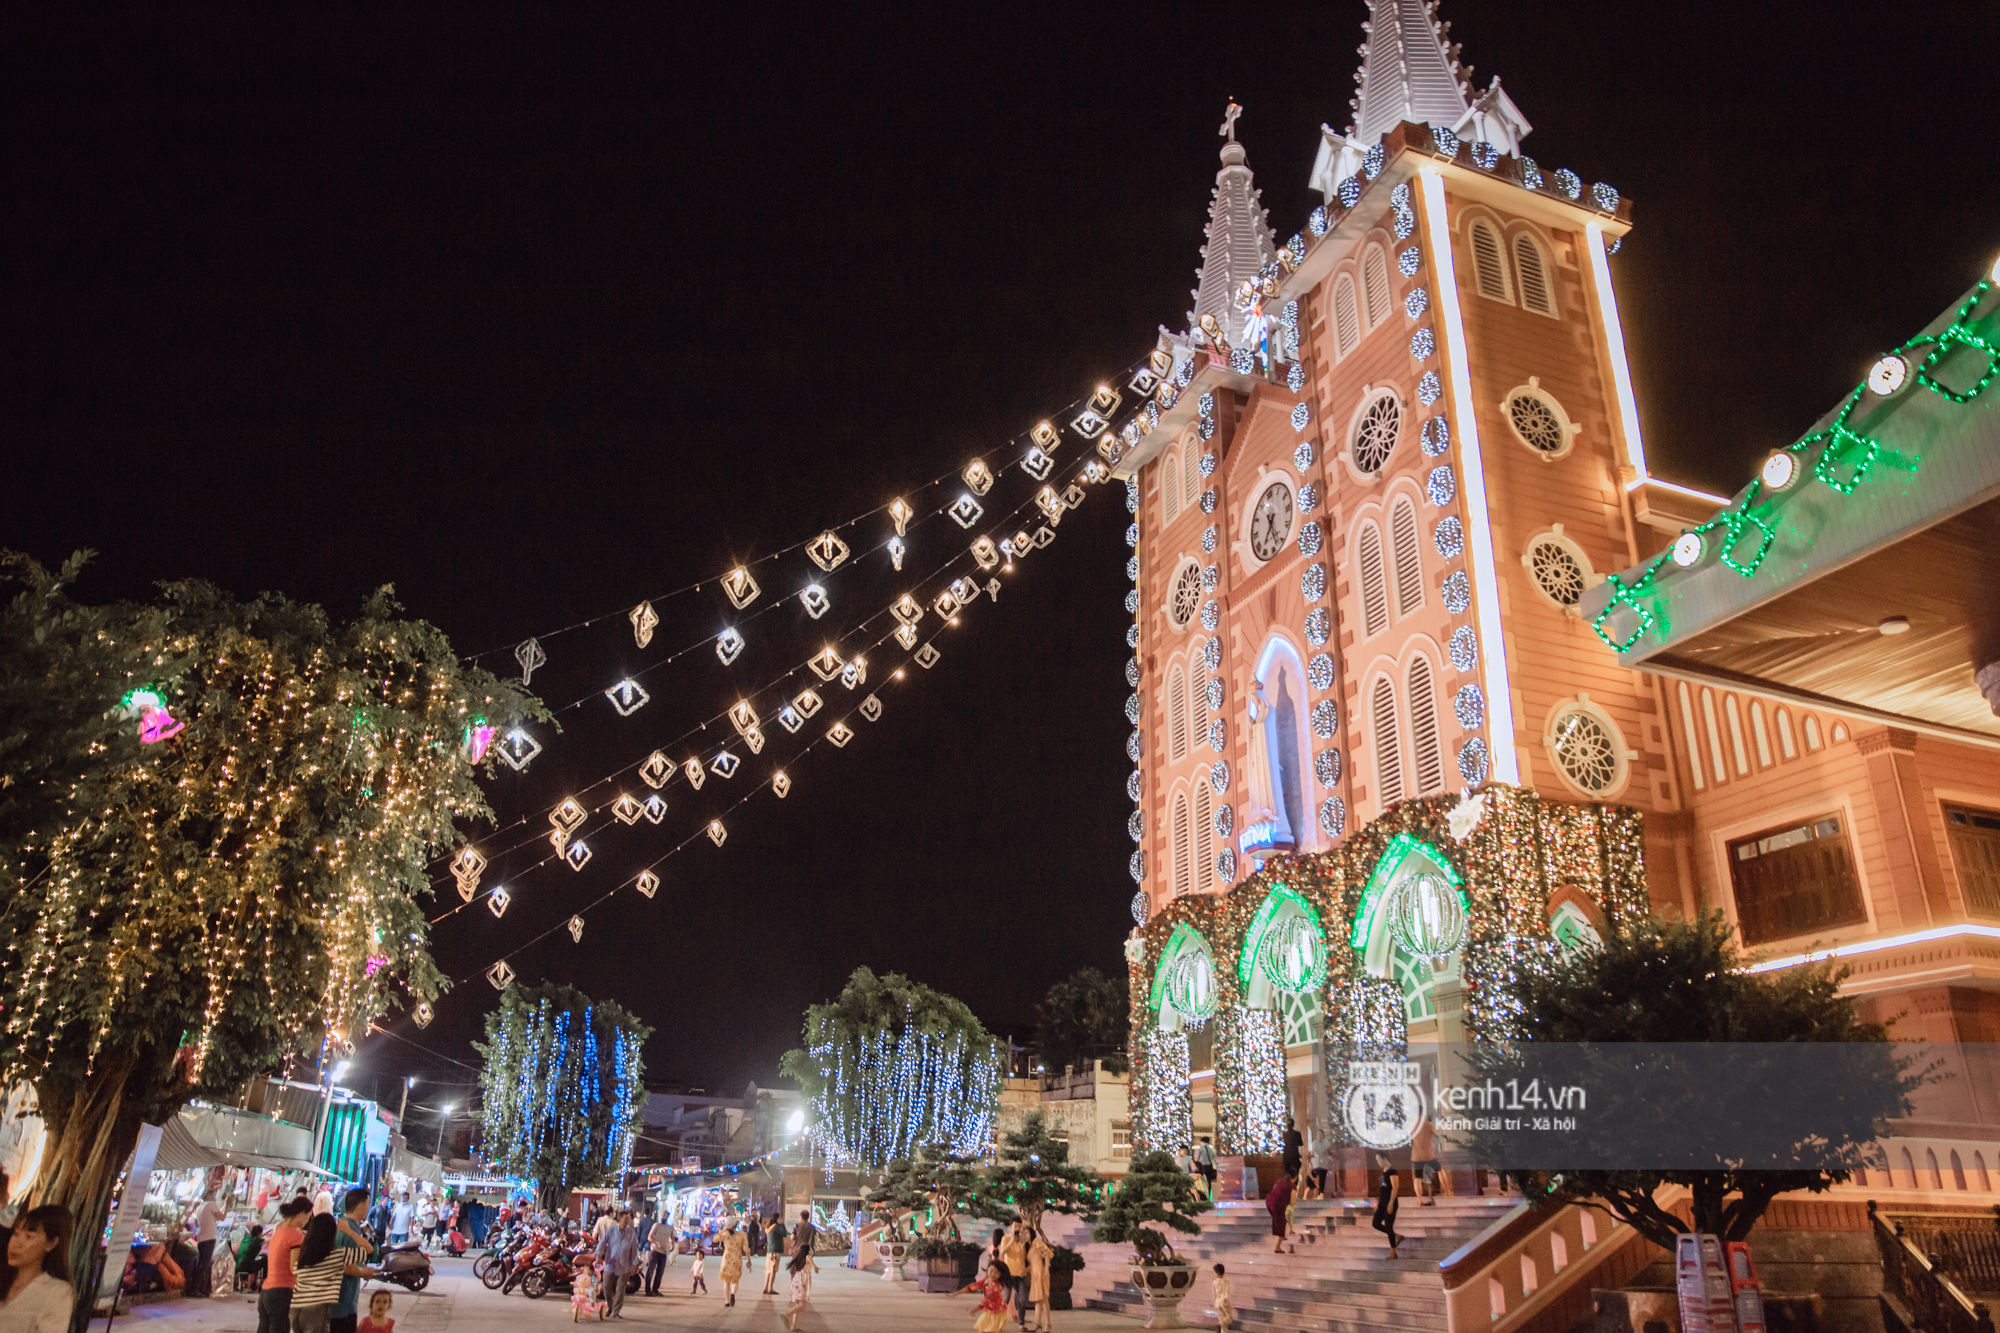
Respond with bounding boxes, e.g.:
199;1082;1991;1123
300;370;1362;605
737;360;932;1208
390;1145;445;1188
149;1104;330;1175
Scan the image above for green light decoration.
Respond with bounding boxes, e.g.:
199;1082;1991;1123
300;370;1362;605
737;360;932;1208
1593;275;1995;652
1388;872;1469;960
1148;923;1219;1027
1350;832;1464;950
1235;883;1327;994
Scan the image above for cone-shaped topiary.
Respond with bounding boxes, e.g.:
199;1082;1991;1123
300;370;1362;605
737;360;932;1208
1090;1149;1212;1265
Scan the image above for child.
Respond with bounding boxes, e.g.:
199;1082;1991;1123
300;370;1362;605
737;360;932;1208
966;1272;1010;1333
689;1240;708;1296
1213;1263;1234;1333
361;1290;395;1333
572;1257;607;1322
786;1248;818;1332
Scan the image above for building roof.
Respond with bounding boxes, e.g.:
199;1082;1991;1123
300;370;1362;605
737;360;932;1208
1187;103;1276;349
1583;272;2000;743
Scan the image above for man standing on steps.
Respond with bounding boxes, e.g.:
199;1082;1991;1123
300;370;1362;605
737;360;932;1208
1194;1138;1217;1199
1410;1116;1439;1206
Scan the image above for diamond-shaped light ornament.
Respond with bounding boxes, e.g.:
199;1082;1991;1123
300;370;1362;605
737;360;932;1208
806;530;851;572
722;567;761;609
563;839;592;871
915;643;941;669
630;601;657;648
948;494;984;528
488;887;510;918
793;688;823;718
605;678;650;716
970;537;1000;570
950;578;978;605
707;820;727;847
933;591;959;619
809;647;844;681
827;721;854;748
1032;421;1060;450
568;915;585;943
1063;484;1085;508
710;751;740;779
893;594;925;626
894;623;919;650
716;627;746;665
1038;487;1065;523
1022;448;1053;480
635;871;659;899
486;961;515;989
727;700;759;736
551;798;587;834
962;459;995;496
412;1002;434;1029
742;725;765;754
986;578;1001;600
800;584;831;619
683;759;706;790
611;794;643;825
497;727;542;772
1033;526;1056;549
639;750;674;789
889;497;914;536
772;771;791;799
859;694;882;721
839;658;866;690
514;637;546;684
888;537;906;571
777;704;803;733
642;794;667;823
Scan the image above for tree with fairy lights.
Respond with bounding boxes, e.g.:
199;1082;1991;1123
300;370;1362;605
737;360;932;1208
475;982;652;1213
779;966;1004;1169
0;554;543;1288
1459;912;1919;1247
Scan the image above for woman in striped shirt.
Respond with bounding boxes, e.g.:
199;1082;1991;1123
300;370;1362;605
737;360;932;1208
289;1214;347;1333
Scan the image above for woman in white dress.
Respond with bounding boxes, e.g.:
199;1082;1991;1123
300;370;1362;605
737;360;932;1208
2;1204;77;1333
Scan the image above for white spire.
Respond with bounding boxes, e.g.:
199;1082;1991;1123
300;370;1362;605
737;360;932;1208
1308;0;1532;199
1188;102;1277;348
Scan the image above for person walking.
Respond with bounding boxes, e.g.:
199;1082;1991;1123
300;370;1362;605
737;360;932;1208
189;1192;225;1297
645;1213;674;1296
784;1247;816;1332
1211;1263;1235;1333
596;1210;639;1320
1265;1170;1294;1255
1372;1154;1403;1259
1280;1116;1304;1180
415;1196;438;1254
365;1195;390;1252
1025;1227;1054;1333
1000;1222;1030;1328
687;1238;708;1297
387;1194;413;1249
717;1219;750;1307
761;1214;787;1295
1411;1117;1440;1205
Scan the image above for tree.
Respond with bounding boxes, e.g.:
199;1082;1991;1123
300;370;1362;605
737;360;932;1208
779;966;1004;1168
864;1141;985;1243
475;982;652;1213
1034;967;1129;1076
1462;912;1918;1247
0;555;544;1287
979;1111;1105;1235
1090;1148;1211;1266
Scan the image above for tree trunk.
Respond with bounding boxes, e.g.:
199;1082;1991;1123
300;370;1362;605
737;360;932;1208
1020;1201;1045;1235
31;1050;149;1333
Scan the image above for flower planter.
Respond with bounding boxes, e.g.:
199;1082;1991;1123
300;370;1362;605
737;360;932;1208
1050;1268;1075;1311
1128;1262;1195;1329
915;1256;959;1293
879;1240;910;1282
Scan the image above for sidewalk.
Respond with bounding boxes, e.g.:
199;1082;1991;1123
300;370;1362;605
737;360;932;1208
106;1254;1156;1331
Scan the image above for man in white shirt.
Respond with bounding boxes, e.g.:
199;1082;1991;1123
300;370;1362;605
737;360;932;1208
389;1193;414;1246
644;1214;676;1295
189;1194;225;1296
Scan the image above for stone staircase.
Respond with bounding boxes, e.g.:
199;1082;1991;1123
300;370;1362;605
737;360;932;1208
1044;1194;1519;1332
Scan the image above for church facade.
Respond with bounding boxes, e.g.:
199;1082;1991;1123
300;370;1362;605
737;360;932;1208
1117;0;2000;1188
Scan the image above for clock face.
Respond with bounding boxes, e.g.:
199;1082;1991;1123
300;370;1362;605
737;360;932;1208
1250;482;1295;561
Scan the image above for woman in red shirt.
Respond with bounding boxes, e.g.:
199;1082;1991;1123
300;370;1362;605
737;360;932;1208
258;1198;313;1333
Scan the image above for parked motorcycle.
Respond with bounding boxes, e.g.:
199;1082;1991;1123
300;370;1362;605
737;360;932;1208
377;1241;433;1294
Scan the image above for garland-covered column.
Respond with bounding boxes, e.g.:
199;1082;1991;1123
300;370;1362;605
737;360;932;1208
1214;1005;1286;1155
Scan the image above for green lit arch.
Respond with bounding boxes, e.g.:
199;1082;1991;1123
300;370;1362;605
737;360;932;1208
1147;923;1218;1026
1236;882;1325;994
1351;832;1468;960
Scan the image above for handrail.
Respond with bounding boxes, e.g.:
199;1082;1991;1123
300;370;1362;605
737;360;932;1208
1871;1199;1998;1333
1438;1201;1543;1289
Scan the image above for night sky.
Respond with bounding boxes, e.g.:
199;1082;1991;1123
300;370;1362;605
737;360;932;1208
6;4;1996;1114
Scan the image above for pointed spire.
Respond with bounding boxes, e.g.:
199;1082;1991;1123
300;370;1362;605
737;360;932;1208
1187;102;1277;349
1308;0;1532;199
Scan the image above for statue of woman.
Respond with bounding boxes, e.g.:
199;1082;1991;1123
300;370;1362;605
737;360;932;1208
1243;683;1295;851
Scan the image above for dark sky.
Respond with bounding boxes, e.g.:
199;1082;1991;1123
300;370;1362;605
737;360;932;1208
6;3;1997;1106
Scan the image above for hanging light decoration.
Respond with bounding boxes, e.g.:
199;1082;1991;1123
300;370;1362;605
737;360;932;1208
1388;873;1469;960
1256;915;1328;993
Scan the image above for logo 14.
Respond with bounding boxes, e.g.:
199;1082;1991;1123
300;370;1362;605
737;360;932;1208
1344;1060;1424;1150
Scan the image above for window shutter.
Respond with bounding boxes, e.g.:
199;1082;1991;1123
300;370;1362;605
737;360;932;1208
1407;657;1443;796
1171;793;1192;898
1334;277;1360;358
1168;665;1189;762
1193;785;1213;886
1389;498;1423;617
1514;234;1553;315
1471;222;1510;302
1184;441;1202;509
1359;523;1388;639
1363;246;1390;327
1372;676;1405;807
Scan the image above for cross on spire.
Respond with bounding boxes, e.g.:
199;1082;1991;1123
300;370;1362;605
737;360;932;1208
1220;101;1242;143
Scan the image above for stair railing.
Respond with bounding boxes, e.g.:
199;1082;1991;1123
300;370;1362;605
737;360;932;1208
1871;1200;1997;1333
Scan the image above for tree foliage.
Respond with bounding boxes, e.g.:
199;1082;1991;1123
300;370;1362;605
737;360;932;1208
1090;1148;1211;1265
1034;966;1129;1076
780;966;1003;1168
863;1141;985;1242
1467;912;1918;1247
980;1111;1106;1234
0;553;544;1280
475;982;651;1213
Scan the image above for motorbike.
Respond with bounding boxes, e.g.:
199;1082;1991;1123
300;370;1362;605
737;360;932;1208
475;1225;530;1288
377;1241;433;1294
500;1231;556;1296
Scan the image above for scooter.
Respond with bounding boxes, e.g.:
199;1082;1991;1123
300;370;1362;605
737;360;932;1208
377;1241;433;1293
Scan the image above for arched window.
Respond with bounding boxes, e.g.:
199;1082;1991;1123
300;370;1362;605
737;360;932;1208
1488;1279;1506;1322
1927;1148;1944;1190
1776;707;1797;759
1408;656;1444;796
1193;784;1213;889
1163;451;1182;521
1513;232;1556;316
1332;274;1361;359
1901;1147;1918;1189
1171;791;1192;899
1724;695;1749;775
1952;1150;1968;1190
1701;688;1728;784
1358;521;1389;639
1168;664;1189;762
1803;714;1823;751
1183;442;1202;514
1389;496;1424;617
1678;682;1705;791
1470;219;1511;303
1372;676;1405;808
1362;244;1390;329
1977;1152;1992;1191
1750;701;1773;767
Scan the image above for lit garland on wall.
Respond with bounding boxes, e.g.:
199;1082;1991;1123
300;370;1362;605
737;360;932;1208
1124;785;1648;1154
1593;273;1996;652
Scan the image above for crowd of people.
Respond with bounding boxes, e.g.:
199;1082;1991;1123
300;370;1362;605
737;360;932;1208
537;1203;824;1326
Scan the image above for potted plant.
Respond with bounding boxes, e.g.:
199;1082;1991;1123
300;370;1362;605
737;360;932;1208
867;1142;983;1288
1048;1244;1086;1310
1090;1149;1212;1329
